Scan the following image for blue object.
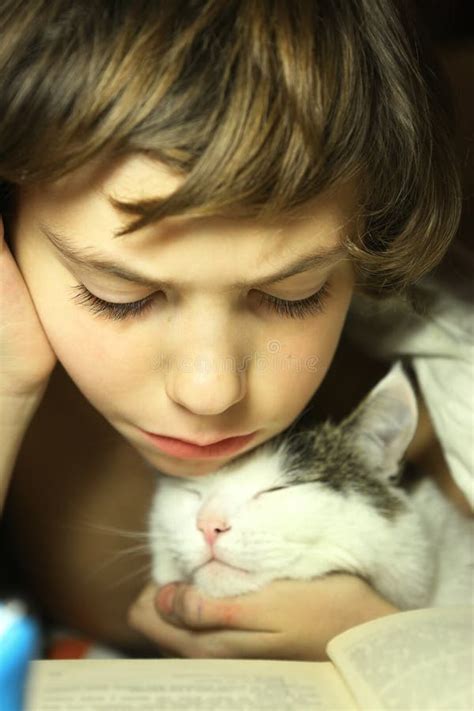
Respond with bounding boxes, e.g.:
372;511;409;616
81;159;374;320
0;601;40;711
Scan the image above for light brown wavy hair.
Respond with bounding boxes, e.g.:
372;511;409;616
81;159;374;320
0;0;462;296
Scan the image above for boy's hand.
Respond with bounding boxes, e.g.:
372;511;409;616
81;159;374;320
0;217;56;397
128;575;398;660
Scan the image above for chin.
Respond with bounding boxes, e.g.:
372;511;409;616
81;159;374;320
193;561;263;598
135;431;268;477
142;451;226;477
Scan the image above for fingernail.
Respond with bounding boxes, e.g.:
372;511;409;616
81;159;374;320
157;585;175;615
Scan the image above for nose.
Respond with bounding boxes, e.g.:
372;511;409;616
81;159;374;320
166;350;247;415
197;517;231;547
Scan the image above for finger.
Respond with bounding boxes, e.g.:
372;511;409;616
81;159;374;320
183;628;284;659
155;582;281;632
127;583;195;655
129;583;283;658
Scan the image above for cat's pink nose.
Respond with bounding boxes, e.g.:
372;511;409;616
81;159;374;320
197;518;231;546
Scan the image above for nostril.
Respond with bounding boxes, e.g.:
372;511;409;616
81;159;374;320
197;518;231;545
214;524;230;534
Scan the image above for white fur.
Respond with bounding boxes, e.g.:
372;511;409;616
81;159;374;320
148;364;473;609
149;447;473;609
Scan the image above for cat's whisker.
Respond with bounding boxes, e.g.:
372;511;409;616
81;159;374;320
54;518;145;539
108;543;151;562
77;519;149;541
104;562;153;592
83;542;151;584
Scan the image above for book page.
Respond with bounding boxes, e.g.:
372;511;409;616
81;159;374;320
327;606;474;711
25;658;357;711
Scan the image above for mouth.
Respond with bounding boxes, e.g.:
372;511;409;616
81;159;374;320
195;557;250;575
140;430;258;459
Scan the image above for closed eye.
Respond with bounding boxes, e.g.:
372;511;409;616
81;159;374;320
182;487;202;498
68;281;331;321
255;486;289;499
69;283;156;320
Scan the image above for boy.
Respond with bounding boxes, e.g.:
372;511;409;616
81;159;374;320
0;0;470;659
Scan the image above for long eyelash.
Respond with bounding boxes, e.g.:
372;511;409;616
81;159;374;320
256;282;331;319
70;282;331;322
69;284;155;321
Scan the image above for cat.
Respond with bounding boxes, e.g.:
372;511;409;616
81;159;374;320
148;362;473;610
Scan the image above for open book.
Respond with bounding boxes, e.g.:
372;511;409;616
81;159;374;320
25;606;473;711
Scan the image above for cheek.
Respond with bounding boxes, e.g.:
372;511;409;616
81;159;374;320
15;238;150;400
53;323;142;392
43;310;152;406
261;282;352;418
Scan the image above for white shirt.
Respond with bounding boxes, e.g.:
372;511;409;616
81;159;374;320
345;245;474;509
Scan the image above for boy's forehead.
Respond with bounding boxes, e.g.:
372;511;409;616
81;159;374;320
38;154;358;223
104;155;184;203
31;154;180;202
18;155;356;291
23;154;358;269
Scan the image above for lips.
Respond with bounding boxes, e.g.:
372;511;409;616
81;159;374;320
166;433;250;447
200;558;249;574
141;430;257;460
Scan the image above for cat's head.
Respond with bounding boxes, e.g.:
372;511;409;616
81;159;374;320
150;361;434;608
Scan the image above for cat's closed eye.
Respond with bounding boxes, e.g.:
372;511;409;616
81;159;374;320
182;487;202;498
254;486;288;498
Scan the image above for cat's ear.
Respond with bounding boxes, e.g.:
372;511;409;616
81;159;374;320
348;361;418;476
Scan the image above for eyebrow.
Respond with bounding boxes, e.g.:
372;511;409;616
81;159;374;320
39;223;347;289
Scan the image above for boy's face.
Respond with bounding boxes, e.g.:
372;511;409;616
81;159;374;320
12;155;356;477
